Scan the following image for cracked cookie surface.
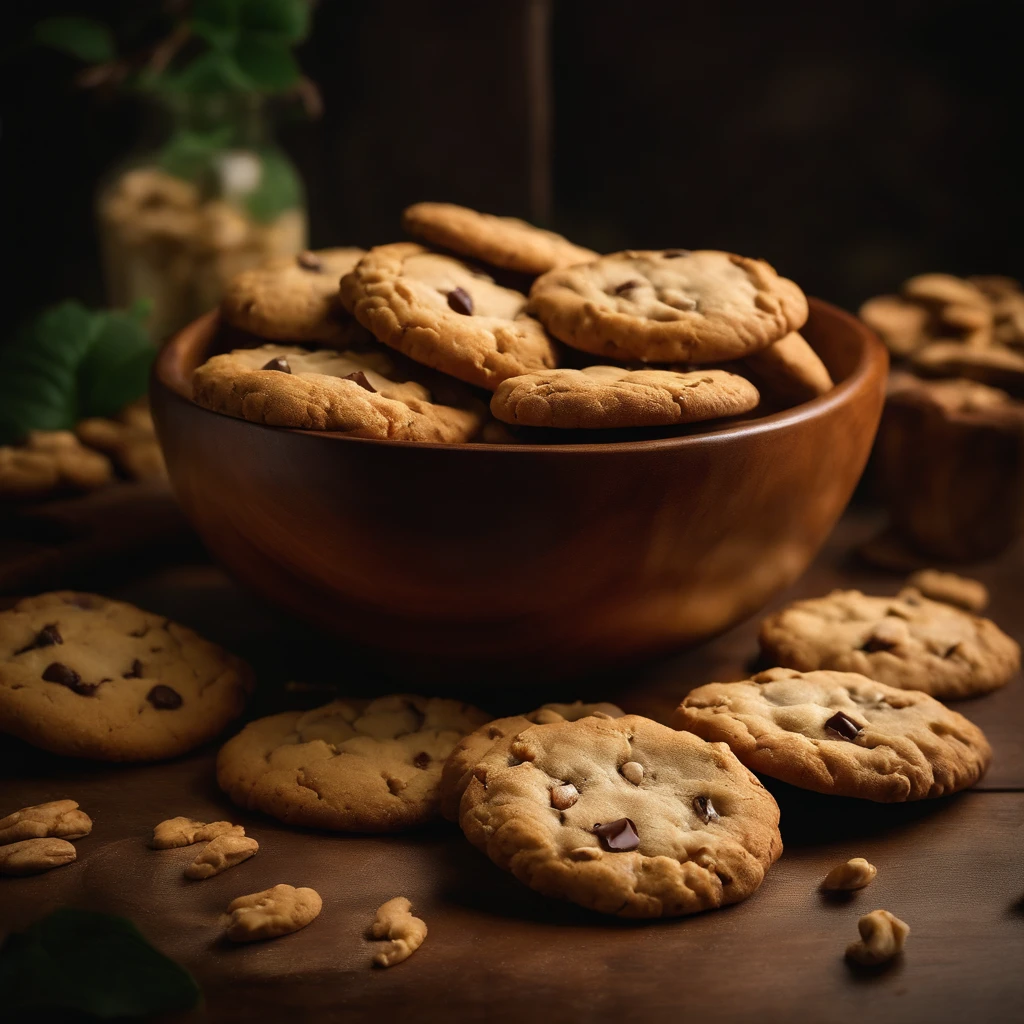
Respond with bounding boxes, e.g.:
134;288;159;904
0;591;253;761
217;695;490;831
674;668;991;801
458;714;782;918
758;588;1019;699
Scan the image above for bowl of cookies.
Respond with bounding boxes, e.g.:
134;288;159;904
152;203;887;678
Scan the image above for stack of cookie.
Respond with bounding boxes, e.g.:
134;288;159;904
195;202;834;441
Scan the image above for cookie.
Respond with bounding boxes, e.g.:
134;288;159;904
859;296;930;357
0;800;92;845
192;343;483;442
439;701;625;821
905;570;988;613
912;341;1024;396
0;837;77;876
0;431;114;501
527;249;808;364
367;897;427;967
489;366;760;429
458;714;782;918
0;592;253;760
674;668;992;801
887;373;1016;415
217;695;490;832
758;588;1019;699
742;331;834;404
76;400;167;482
223;884;322;942
221;248;366;343
338;243;559;390
401;202;598;276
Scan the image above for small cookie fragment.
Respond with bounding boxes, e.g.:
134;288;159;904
0;800;92;845
367;896;428;967
185;833;258;880
905;570;988;613
223;884;322;943
76;401;166;482
822;857;877;891
0;431;115;500
742;331;834;404
846;909;910;966
0;837;77;876
151;817;244;850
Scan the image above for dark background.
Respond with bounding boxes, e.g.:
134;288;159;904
2;0;1023;329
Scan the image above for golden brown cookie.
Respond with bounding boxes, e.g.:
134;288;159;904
905;570;988;613
76;400;166;482
912;341;1024;395
742;331;834;404
0;431;114;501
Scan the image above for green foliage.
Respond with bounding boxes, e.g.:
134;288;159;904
234;33;303;91
0;908;200;1018
244;146;304;222
34;16;116;63
156;124;235;181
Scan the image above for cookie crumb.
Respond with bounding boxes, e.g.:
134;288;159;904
185;833;259;879
0;800;92;845
151;816;244;849
367;896;427;967
905;570;989;614
223;884;322;942
0;837;77;876
846;909;909;965
822;857;877;891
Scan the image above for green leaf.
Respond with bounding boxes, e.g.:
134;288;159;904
161;47;251;95
244;147;303;222
0;908;200;1018
192;0;242;49
34;16;117;63
157;124;235;180
77;307;156;419
234;33;302;90
239;0;311;43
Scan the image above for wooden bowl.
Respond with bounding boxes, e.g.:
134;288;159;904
151;300;887;680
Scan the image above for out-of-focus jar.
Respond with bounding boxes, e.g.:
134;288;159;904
98;94;307;340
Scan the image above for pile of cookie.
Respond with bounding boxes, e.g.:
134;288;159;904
192;202;834;442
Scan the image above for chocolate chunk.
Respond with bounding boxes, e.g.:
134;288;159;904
14;623;63;655
146;685;183;710
615;280;642;295
861;635;897;653
123;659;144;679
42;662;96;696
943;642;962;659
343;370;376;393
824;710;862;741
412;751;431;769
692;795;720;824
593;817;640;852
662;249;692;258
261;357;291;374
296;251;323;272
447;287;474;315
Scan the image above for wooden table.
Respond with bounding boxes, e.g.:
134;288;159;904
2;504;1022;1023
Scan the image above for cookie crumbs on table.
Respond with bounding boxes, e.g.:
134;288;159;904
367;897;428;968
846;909;910;966
222;884;322;943
184;833;258;880
822;858;877;892
151;817;245;849
0;837;77;876
0;800;92;845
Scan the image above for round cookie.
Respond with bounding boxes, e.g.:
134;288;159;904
217;695;490;832
401;202;598;275
528;249;808;364
742;331;834;404
221;248;366;343
439;701;625;821
673;668;992;801
338;243;559;391
759;588;1020;700
0;431;114;500
459;714;782;918
0;592;253;761
911;341;1024;395
192;343;483;442
490;366;760;429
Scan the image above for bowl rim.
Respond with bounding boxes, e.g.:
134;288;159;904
154;297;887;455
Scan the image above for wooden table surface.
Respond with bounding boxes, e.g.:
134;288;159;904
2;504;1022;1024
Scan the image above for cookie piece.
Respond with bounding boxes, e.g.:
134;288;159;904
822;857;877;891
76;400;166;482
912;341;1024;395
402;202;597;275
221;248;366;343
339;243;559;390
528;250;808;364
0;837;77;876
674;668;991;801
905;570;988;613
859;296;931;357
0;431;114;501
490;366;760;429
846;909;909;966
192;343;483;442
223;884;322;942
367;896;427;967
742;331;834;404
758;588;1019;699
459;714;782;918
184;833;258;879
217;695;490;832
0;800;92;845
151;818;244;850
439;701;625;821
0;592;253;760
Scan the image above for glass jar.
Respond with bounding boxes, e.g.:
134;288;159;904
98;93;307;340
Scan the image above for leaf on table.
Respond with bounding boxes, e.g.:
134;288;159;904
34;16;117;64
0;908;200;1018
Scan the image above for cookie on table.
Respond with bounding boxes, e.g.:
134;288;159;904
0;592;253;760
339;243;559;391
905;569;988;614
217;695;490;832
459;714;782;918
401;202;598;276
0;431;114;501
911;341;1024;396
742;331;834;404
192;343;483;442
440;701;624;821
673;668;992;801
221;248;366;344
758;588;1020;700
76;400;167;482
528;249;808;364
489;366;760;429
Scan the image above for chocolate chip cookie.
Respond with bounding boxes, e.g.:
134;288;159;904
528;250;808;364
0;592;253;760
489;365;760;429
742;331;834;404
192;343;483;442
339;243;559;390
401;202;598;275
76;400;167;482
0;431;114;501
459;714;782;917
217;695;490;832
674;668;991;801
758;588;1019;699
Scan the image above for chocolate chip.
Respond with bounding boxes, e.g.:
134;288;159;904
663;249;692;258
943;642;962;659
447;287;474;315
413;751;431;769
551;783;579;810
14;624;63;655
146;685;182;710
825;710;862;741
343;370;376;393
593;817;640;852
861;635;896;653
693;795;720;824
42;662;96;696
296;251;323;271
261;357;291;373
615;280;642;295
123;659;144;679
